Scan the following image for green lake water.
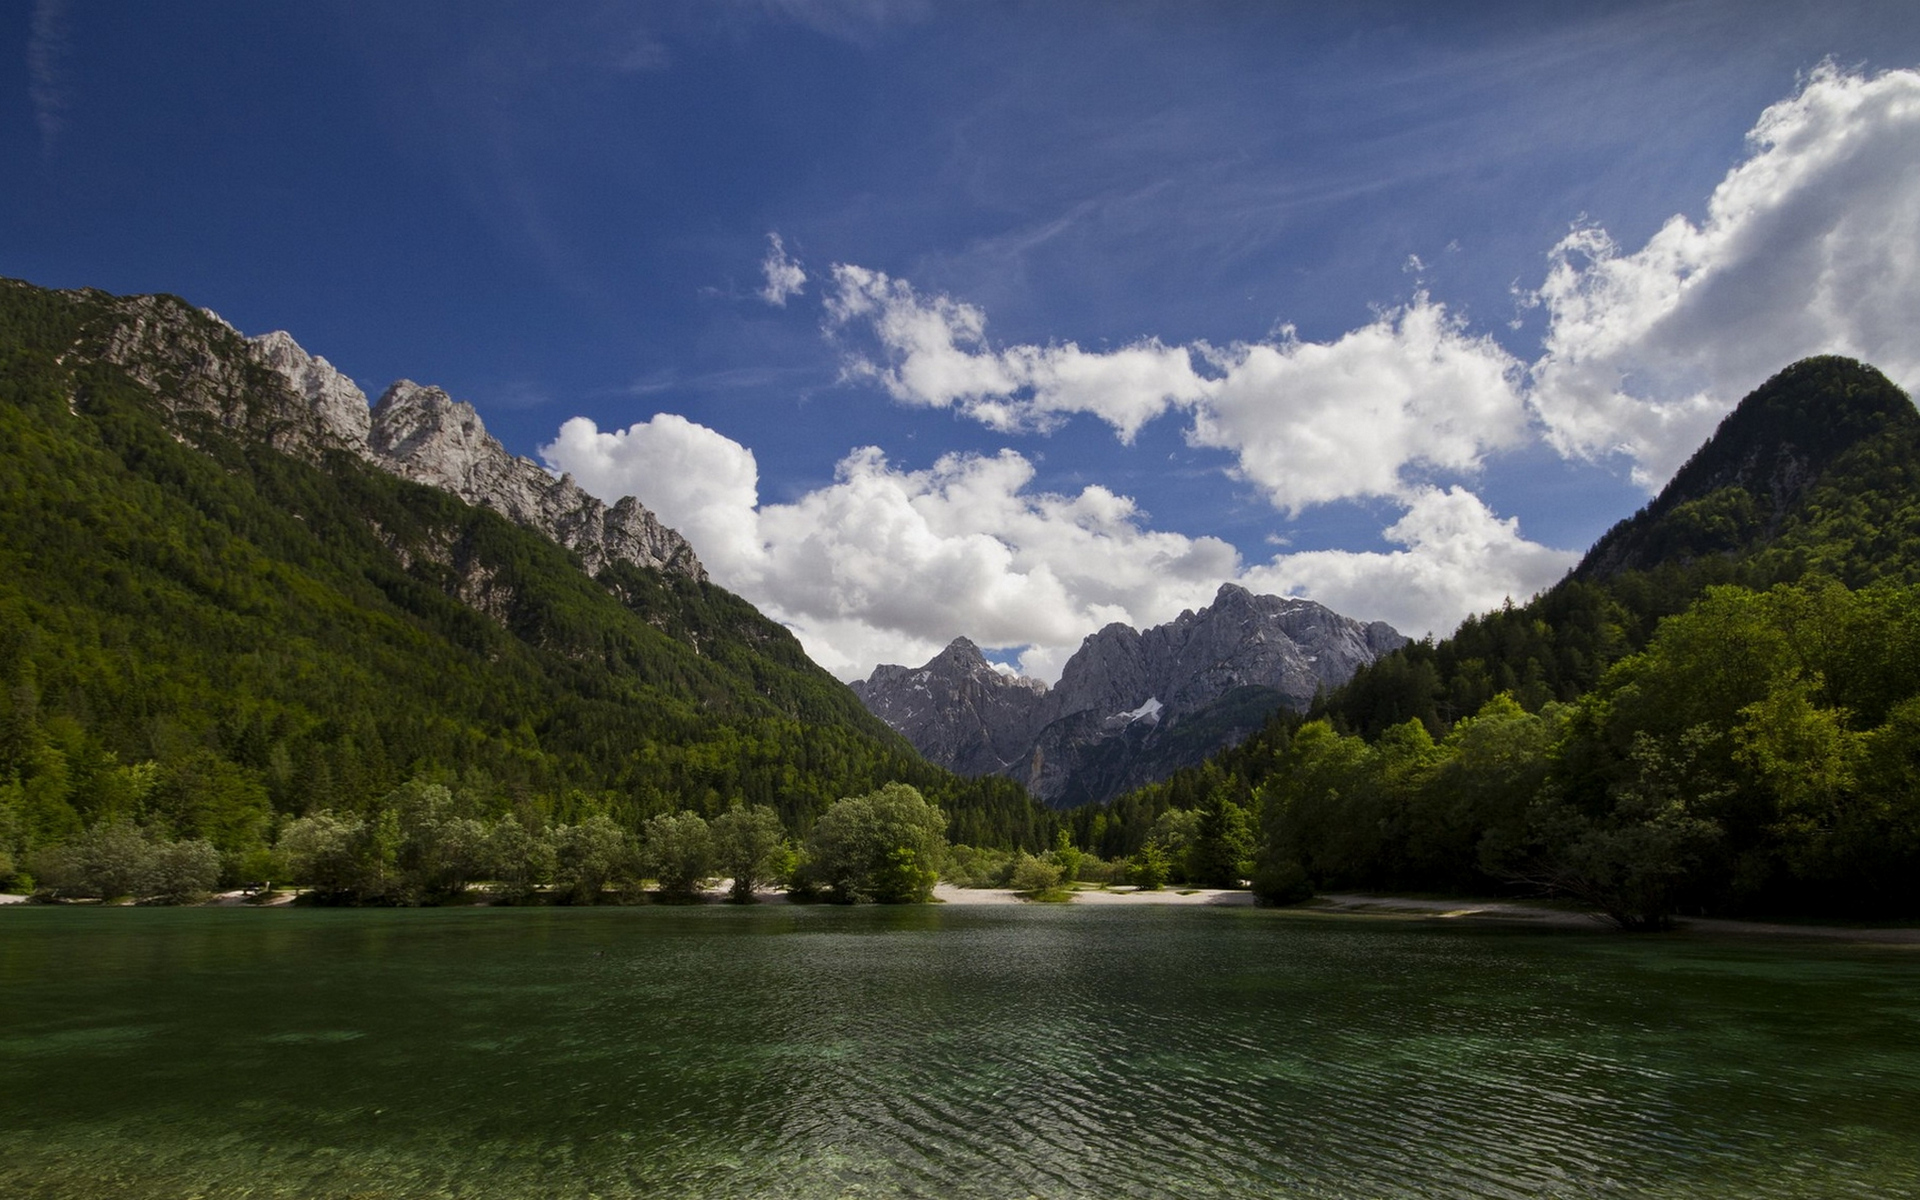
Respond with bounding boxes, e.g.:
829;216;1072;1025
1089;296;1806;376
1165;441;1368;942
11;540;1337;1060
2;904;1917;1199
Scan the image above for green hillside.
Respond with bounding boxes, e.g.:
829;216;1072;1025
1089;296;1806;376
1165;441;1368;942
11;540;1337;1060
0;279;1049;894
1071;358;1920;922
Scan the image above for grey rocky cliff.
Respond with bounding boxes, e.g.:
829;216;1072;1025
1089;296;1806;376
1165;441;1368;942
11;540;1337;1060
855;583;1406;807
367;382;704;581
82;291;705;585
90;294;364;461
850;638;1047;777
1042;583;1404;724
247;329;374;455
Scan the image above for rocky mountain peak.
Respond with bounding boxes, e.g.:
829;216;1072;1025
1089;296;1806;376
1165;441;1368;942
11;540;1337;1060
856;587;1407;806
367;380;706;582
248;330;372;454
92;295;706;585
851;637;1049;776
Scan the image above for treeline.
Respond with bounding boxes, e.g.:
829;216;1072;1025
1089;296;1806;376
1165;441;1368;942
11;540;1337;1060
0;278;1055;895
13;777;957;906
1074;579;1920;925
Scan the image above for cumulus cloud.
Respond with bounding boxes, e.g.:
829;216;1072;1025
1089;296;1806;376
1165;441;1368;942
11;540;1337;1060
1191;298;1527;513
1529;63;1920;486
555;67;1920;678
1241;487;1579;640
543;412;764;575
822;67;1920;503
758;232;807;306
544;421;1237;681
546;413;1568;674
826;264;1213;440
826;265;1526;502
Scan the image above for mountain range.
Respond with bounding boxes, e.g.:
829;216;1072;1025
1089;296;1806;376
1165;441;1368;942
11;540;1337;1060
6;272;1917;921
853;586;1404;808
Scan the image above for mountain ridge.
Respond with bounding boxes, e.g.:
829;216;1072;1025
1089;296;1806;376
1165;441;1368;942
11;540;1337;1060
71;282;706;585
854;583;1405;807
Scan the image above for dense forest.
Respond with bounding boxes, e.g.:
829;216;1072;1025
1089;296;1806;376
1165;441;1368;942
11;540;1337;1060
0;278;1052;900
1068;358;1920;924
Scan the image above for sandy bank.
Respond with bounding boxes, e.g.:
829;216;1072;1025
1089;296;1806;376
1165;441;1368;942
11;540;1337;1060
1312;892;1920;944
933;883;1254;906
0;893;27;905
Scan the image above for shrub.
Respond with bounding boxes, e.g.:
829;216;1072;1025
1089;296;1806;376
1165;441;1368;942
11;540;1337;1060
1007;852;1064;896
1251;856;1314;906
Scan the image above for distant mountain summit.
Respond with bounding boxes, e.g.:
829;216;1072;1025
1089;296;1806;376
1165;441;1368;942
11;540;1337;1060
852;638;1049;778
854;584;1405;807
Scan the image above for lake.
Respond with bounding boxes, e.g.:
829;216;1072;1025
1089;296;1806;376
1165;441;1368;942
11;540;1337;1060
2;903;1917;1199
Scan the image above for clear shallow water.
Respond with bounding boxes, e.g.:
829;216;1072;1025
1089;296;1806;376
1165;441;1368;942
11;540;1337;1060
2;905;1917;1199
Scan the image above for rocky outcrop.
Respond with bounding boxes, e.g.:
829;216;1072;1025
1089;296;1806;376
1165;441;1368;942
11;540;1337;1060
81;291;705;585
854;583;1406;807
247;329;373;455
367;382;704;580
850;638;1047;776
1039;583;1403;727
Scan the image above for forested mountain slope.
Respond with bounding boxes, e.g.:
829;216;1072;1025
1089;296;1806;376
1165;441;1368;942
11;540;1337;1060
0;278;1048;889
1071;358;1920;922
1321;356;1920;739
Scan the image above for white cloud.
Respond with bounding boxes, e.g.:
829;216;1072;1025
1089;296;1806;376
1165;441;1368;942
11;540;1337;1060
1529;63;1920;487
544;413;1570;677
1190;297;1527;513
821;67;1920;505
758;232;807;306
542;413;764;576
826;263;1213;440
826;265;1526;502
1241;487;1579;641
544;420;1237;682
548;67;1920;680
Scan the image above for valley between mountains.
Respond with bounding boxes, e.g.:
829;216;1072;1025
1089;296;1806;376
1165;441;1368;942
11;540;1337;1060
4;276;1919;923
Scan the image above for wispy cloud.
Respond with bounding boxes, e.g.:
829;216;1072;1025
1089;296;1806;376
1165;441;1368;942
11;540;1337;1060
759;232;807;306
748;0;931;42
28;0;72;152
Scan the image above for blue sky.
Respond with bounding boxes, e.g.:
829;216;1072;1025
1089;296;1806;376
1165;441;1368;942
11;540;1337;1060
9;1;1920;680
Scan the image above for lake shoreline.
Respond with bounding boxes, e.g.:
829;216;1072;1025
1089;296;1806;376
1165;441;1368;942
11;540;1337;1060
10;885;1917;942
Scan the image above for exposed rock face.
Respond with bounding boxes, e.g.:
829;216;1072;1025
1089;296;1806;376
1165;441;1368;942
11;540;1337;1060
850;638;1047;776
247;330;373;455
1041;584;1403;724
368;382;704;580
84;292;705;585
854;583;1406;807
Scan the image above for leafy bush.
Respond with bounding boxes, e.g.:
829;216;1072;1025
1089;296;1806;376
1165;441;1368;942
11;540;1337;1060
1007;852;1063;897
